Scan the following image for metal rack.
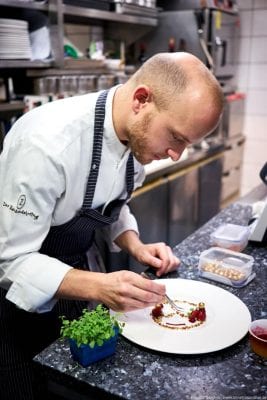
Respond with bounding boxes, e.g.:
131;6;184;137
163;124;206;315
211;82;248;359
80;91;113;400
0;0;158;150
0;0;158;127
0;0;158;69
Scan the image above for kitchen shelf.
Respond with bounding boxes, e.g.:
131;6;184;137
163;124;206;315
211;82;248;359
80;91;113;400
0;101;24;114
0;0;158;70
0;60;53;69
63;4;158;26
0;0;47;11
0;0;157;26
0;0;157;105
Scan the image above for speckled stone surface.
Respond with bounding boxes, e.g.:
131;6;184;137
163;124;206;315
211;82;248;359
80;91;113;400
34;190;267;400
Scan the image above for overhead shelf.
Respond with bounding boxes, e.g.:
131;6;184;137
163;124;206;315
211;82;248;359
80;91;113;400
0;0;158;26
0;60;53;69
0;0;158;69
0;0;157;77
0;0;47;11
0;101;24;114
63;4;158;26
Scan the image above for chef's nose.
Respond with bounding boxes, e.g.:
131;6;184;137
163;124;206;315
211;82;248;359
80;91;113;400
167;148;184;162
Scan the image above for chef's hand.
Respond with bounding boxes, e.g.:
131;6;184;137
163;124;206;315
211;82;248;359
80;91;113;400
99;270;166;312
56;269;165;312
115;230;180;277
132;242;180;277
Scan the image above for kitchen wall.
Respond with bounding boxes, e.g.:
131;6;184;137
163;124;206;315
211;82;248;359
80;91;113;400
234;0;267;196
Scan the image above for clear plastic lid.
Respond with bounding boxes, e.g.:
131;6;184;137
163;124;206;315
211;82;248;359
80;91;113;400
211;223;250;243
198;247;255;287
210;224;250;252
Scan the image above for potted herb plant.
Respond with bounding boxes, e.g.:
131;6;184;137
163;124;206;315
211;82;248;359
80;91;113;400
60;304;124;367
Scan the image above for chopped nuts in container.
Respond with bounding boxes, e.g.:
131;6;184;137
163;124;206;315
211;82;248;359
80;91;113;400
198;247;255;287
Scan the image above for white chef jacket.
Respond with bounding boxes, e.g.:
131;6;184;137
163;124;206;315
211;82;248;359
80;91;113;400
0;86;145;313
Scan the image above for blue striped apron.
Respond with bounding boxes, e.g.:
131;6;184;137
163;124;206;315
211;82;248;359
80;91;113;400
0;89;135;400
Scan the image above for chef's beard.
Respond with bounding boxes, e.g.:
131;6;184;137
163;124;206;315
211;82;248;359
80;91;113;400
126;112;154;165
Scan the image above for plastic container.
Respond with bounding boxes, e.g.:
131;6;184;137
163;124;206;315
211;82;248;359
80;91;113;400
198;247;255;287
210;223;250;252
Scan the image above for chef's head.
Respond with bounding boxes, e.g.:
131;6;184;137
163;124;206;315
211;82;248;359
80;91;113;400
114;52;224;165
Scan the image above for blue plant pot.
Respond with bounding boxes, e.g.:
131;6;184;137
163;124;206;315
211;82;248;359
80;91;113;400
69;329;119;367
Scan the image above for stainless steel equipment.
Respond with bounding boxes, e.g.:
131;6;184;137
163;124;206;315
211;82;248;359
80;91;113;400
134;0;240;85
220;91;246;205
134;0;244;205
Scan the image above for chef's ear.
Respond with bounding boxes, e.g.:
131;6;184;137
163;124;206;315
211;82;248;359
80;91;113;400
132;86;151;113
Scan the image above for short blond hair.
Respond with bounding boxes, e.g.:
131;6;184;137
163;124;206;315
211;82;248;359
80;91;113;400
129;52;224;113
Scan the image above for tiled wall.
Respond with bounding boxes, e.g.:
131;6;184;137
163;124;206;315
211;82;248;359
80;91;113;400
234;0;267;195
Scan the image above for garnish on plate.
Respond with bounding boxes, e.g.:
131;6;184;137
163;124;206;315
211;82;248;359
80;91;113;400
151;303;164;318
151;300;206;330
188;302;206;323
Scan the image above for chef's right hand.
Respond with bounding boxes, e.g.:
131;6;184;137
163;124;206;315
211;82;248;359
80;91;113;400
98;270;166;312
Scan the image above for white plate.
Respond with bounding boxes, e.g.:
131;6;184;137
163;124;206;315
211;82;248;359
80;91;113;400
115;279;251;354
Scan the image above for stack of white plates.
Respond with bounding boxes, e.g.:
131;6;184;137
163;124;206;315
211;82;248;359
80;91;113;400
0;18;32;60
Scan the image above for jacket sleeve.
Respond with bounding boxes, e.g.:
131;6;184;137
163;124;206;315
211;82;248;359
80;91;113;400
0;139;72;313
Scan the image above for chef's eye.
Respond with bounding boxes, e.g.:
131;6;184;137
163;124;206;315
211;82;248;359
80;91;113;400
170;132;185;145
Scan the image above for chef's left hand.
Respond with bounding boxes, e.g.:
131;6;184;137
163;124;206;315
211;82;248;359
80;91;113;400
133;242;180;277
115;231;180;277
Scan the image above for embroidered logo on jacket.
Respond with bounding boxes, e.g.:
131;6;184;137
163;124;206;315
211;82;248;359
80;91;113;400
2;195;39;221
17;194;26;209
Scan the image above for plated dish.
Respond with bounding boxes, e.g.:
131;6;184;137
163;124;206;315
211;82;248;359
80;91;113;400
114;279;251;354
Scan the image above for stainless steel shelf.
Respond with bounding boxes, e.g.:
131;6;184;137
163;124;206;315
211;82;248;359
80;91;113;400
0;1;157;71
0;0;47;11
63;5;158;26
0;60;53;69
0;101;24;114
0;1;157;26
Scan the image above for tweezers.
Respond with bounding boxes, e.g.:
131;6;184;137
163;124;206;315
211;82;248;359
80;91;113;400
141;268;184;313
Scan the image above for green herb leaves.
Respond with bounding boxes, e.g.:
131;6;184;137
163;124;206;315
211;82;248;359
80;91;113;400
60;304;124;348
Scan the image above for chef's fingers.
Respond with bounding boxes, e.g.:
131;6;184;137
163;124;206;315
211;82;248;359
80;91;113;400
131;242;179;276
144;244;179;276
157;245;180;276
136;243;169;268
108;297;162;312
100;271;166;312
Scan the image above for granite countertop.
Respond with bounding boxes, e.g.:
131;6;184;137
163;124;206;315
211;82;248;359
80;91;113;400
34;186;267;400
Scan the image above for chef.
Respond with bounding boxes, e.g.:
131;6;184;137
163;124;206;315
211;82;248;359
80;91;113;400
0;52;223;399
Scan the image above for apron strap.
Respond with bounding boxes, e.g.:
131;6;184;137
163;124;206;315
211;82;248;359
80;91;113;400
83;90;109;209
126;152;134;198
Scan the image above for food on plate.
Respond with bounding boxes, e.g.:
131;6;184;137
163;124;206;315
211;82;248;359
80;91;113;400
151;300;206;330
188;302;206;322
151;303;164;318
